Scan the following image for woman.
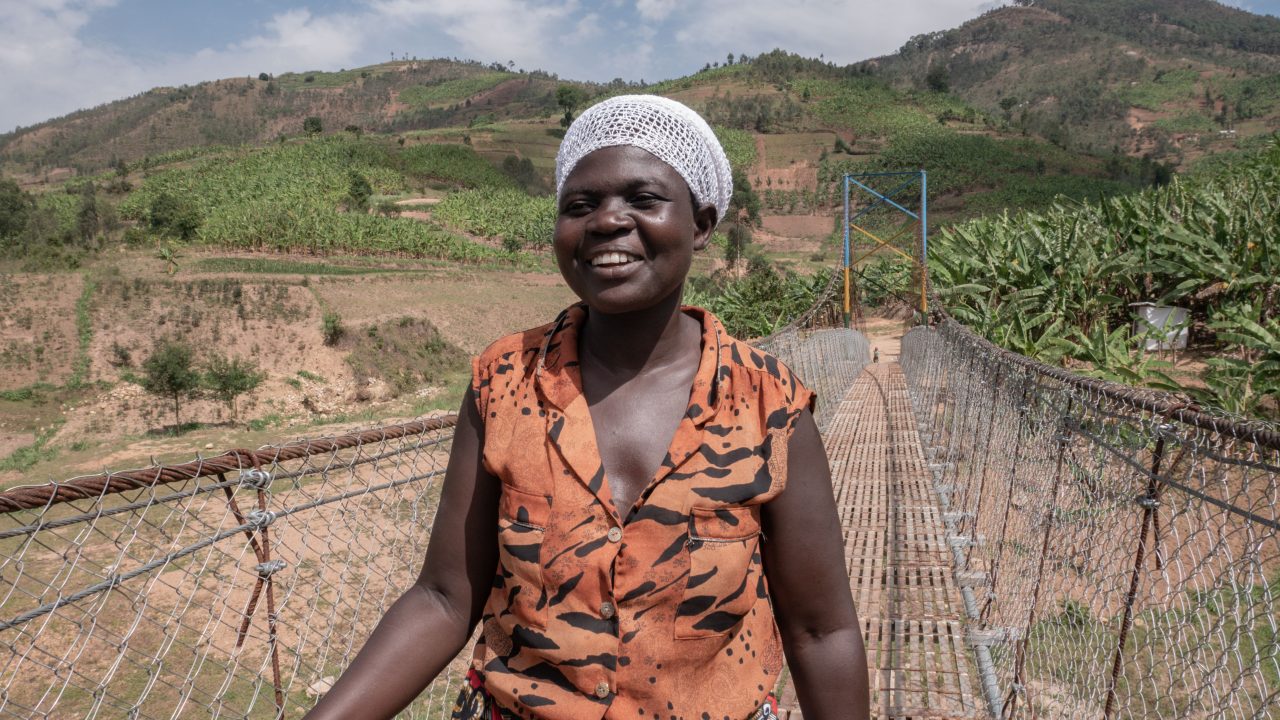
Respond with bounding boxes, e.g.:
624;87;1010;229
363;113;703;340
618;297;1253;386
305;95;868;720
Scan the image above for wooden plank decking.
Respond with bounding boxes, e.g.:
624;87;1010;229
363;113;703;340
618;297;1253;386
779;363;981;719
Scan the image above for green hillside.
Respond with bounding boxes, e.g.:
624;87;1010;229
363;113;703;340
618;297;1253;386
872;0;1280;164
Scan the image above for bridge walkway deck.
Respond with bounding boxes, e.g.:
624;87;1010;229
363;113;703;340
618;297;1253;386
780;362;981;719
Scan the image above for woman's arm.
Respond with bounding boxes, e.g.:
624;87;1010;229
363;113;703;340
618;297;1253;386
305;386;500;719
762;409;870;720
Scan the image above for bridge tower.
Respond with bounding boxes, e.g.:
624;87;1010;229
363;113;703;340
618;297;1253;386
840;170;929;328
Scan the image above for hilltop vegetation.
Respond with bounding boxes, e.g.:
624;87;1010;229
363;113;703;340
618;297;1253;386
872;0;1280;162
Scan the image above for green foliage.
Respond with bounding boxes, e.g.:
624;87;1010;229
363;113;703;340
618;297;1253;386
686;260;831;339
303;116;323;135
67;277;96;390
555;84;589;115
713;127;758;172
0;178;34;239
1120;69;1200;111
399;144;514;188
0;421;63;474
933;137;1280;416
321;311;344;346
925;64;949;93
346;316;468;396
193;257;397;275
148;192;201;239
119;137;496;261
399;73;512;108
859;257;913;307
203;353;265;420
347;171;373;211
433;187;555;249
141;339;202;428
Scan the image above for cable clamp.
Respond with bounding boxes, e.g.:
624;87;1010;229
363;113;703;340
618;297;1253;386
246;509;277;528
1135;495;1161;511
238;469;273;490
255;559;287;577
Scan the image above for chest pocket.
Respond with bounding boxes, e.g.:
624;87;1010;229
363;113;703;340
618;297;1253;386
496;485;551;630
675;505;763;639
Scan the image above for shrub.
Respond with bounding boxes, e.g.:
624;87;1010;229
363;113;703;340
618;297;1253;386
322;311;344;346
303;116;323;134
141;340;201;428
203;353;264;421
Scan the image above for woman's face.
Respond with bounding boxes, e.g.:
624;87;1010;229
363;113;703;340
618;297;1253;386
554;145;715;315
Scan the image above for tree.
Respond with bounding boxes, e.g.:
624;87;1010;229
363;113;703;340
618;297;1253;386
555;85;587;123
725;223;752;268
149;192;200;240
303;116;323;135
347;171;372;211
203;353;264;422
258;72;270;81
0;178;33;239
75;183;98;244
322;311;344;346
141;340;201;429
925;64;949;93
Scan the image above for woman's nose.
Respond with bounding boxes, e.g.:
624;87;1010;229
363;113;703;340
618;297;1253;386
586;198;634;234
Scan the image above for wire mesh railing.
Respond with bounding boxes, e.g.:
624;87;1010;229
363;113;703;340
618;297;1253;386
900;317;1279;720
753;267;871;431
0;278;867;720
0;417;472;719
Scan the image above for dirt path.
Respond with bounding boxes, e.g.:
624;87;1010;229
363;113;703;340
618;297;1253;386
861;315;910;363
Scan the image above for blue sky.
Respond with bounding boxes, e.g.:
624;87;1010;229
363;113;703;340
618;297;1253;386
2;0;1278;133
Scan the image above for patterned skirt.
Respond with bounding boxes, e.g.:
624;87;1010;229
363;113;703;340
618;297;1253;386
451;669;781;720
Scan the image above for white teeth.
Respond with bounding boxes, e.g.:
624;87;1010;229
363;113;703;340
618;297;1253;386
590;252;638;267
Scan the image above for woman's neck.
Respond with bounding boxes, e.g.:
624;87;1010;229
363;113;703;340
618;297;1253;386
578;288;698;378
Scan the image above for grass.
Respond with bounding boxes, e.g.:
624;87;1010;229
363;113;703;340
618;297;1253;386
0;420;64;473
276;67;386;91
347;316;469;398
1121;69;1201;111
67;274;96;390
1024;571;1280;716
398;73;513;108
192;257;405;276
714;127;758;171
0;383;57;402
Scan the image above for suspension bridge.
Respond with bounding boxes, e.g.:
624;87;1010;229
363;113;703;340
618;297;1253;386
1;179;1277;718
2;285;1275;718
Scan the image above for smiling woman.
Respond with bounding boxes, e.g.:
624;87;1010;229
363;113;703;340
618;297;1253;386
303;95;868;720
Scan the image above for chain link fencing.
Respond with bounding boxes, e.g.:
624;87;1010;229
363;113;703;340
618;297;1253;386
752;268;871;431
901;317;1279;719
0;417;471;719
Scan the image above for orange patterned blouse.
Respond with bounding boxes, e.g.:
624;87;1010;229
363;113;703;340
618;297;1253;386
468;304;815;720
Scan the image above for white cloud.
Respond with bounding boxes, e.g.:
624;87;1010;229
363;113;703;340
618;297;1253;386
368;0;580;68
635;0;678;21
672;0;1000;65
0;0;1020;132
0;0;148;131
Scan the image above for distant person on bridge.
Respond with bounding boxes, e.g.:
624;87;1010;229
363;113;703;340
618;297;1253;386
305;95;869;720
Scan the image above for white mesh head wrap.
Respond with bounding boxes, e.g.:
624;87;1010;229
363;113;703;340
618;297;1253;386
556;94;733;224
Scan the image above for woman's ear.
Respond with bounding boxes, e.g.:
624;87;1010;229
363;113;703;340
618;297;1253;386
691;204;717;251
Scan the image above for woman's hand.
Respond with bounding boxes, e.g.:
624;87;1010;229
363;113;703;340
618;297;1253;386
762;409;870;720
304;386;500;720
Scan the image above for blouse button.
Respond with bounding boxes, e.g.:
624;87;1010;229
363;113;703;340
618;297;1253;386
606;526;622;543
600;601;615;619
594;681;610;699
